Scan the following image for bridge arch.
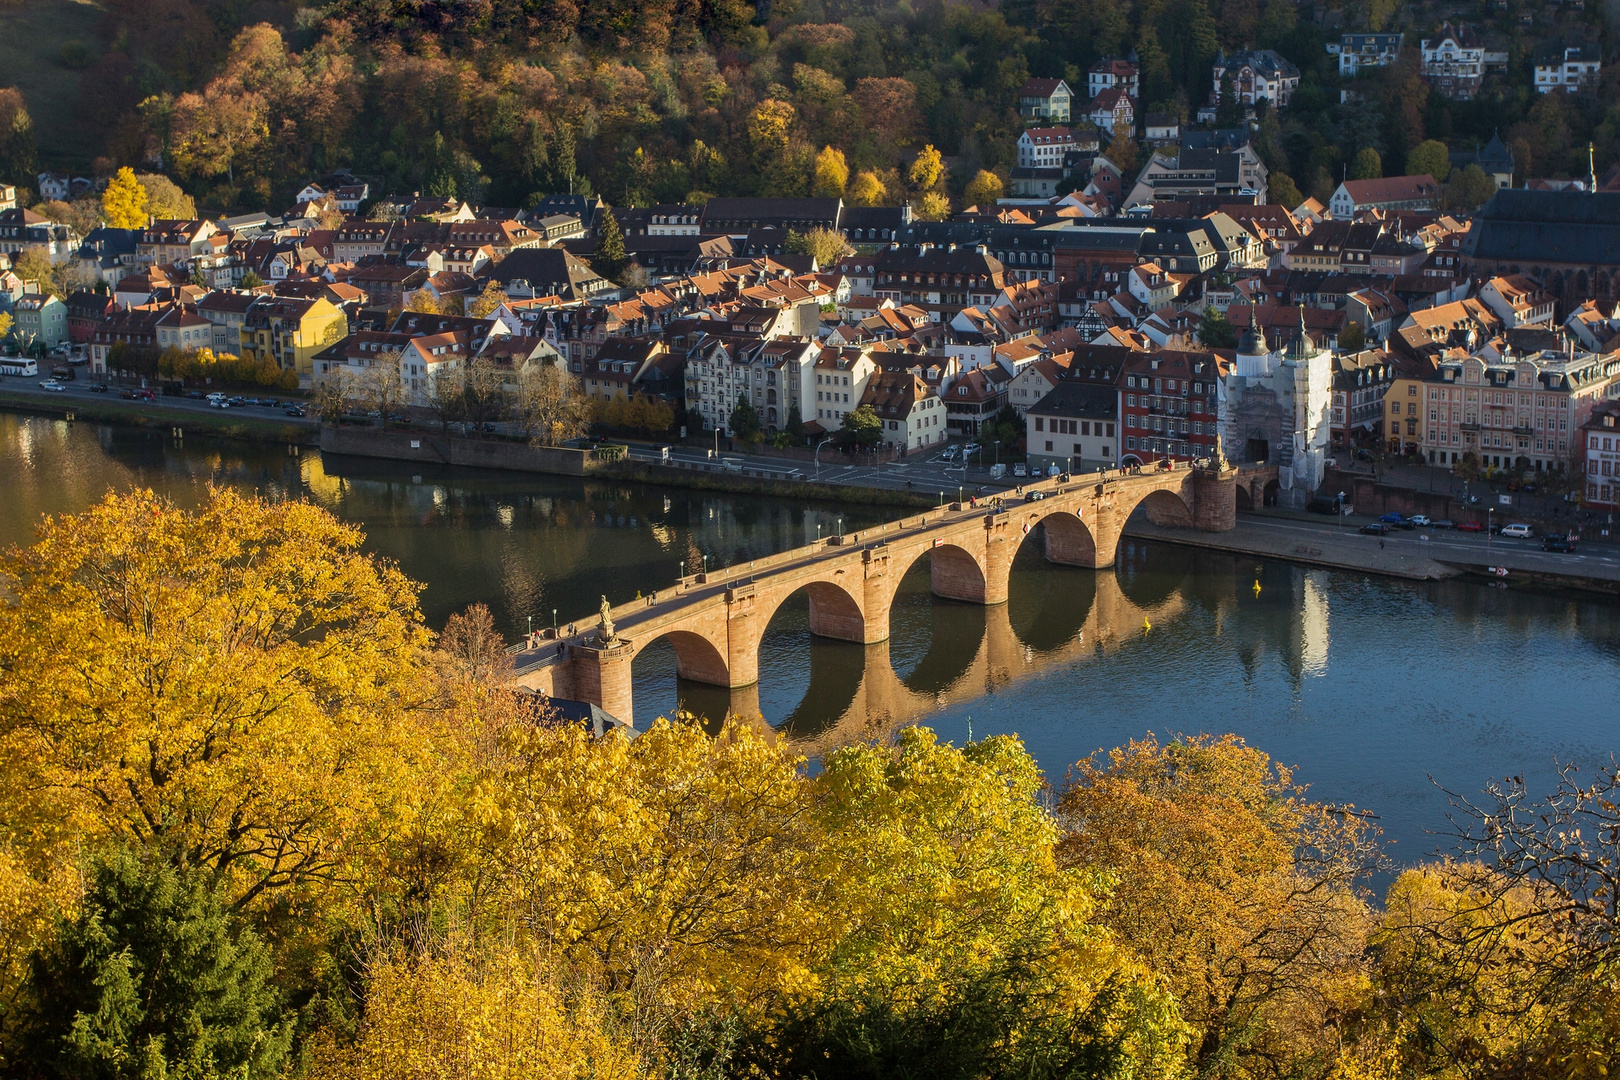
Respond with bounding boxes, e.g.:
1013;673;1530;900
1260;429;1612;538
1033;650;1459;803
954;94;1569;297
1021;508;1097;567
1126;485;1195;528
886;538;990;613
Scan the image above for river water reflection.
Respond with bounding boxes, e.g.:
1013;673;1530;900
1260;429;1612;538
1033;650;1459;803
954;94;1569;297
4;413;1618;866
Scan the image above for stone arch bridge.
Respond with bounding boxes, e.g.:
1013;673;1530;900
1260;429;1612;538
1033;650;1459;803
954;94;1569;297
512;461;1272;724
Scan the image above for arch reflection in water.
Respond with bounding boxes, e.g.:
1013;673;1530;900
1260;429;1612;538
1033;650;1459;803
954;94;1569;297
628;532;1188;747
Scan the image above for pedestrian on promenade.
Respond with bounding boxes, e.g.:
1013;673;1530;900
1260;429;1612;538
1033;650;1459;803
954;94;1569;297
1379;540;1385;550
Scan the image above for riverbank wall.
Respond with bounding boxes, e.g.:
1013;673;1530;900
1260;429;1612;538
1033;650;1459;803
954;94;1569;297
318;424;604;475
600;460;937;508
0;390;316;444
1125;514;1620;596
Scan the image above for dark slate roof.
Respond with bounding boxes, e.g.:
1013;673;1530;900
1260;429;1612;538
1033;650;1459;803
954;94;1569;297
1029;375;1120;420
1462;190;1620;264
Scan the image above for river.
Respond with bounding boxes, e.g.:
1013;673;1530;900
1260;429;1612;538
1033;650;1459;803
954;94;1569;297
4;412;1618;869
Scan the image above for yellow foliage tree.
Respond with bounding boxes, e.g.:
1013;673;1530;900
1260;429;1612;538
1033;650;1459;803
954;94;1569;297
847;170;887;207
810;146;849;198
100;166;148;229
907;144;945;192
748;99;797;156
0;489;436;910
914;191;950;221
962;168;1005;208
1057;734;1379;1075
485;718;815;1003
313;938;639;1080
467;280;511;318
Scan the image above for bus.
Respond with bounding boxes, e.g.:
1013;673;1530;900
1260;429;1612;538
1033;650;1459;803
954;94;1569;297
0;358;37;377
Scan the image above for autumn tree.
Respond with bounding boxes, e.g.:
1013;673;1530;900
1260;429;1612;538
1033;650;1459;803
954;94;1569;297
0;489;434;911
311;936;638;1080
1057;734;1381;1075
136;173;197;221
848;170;888;207
811;146;849;198
740;729;1191;1077
357;350;408;424
915;191;951;221
783;226;852;267
467;280;511;318
962;169;1005;207
10;246;52;294
908;144;945;193
100;167;147;229
1105;129;1140;174
515;364;588;445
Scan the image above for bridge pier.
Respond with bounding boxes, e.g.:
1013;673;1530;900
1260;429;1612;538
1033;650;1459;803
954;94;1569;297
568;643;636;725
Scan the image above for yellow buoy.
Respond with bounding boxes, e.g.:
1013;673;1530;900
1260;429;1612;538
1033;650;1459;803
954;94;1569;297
1142;617;1151;633
1253;580;1262;596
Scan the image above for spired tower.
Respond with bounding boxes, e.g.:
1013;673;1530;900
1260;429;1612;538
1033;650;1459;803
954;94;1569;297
1280;305;1333;503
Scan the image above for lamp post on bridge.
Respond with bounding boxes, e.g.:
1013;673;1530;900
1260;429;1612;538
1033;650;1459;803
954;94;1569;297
679;559;685;586
552;609;557;635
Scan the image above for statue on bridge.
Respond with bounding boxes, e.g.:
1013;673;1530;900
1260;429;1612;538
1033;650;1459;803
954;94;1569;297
597;595;619;647
1208;433;1229;471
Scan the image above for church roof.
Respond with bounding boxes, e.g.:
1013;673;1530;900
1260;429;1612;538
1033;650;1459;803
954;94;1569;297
1462;190;1620;265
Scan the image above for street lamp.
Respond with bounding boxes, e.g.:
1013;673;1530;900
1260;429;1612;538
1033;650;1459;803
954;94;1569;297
701;554;709;577
816;523;823;543
1337;490;1346;528
552;609;557;634
528;615;533;637
836;515;844;539
1487;507;1494;550
679;559;685;584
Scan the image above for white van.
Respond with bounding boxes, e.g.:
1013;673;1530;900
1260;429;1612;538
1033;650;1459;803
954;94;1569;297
1012;462;1027;477
1499;523;1533;539
721;458;744;473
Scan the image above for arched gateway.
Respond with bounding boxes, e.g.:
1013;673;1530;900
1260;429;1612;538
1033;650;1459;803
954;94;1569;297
513;460;1261;723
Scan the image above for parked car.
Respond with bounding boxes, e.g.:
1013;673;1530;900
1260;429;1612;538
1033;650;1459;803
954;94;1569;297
1542;535;1578;553
184;390;204;399
261;398;280;408
1409;515;1432;527
38;379;65;392
119;388;136;399
1360;522;1390;535
284;404;306;417
1456;521;1484;532
1432;519;1454;530
1012;463;1027;477
1378;512;1406;524
1500;523;1533;539
87;382;108;393
1026;490;1046;502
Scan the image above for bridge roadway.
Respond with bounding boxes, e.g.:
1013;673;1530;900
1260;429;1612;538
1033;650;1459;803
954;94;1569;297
512;459;1275;724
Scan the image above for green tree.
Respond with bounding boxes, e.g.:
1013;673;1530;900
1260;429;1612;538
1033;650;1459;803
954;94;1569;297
18;849;292;1079
729;392;762;442
1105;129;1139;175
836;403;883;449
1405;139;1452;183
594;209;628;281
1349;147;1383;181
1445;164;1497;213
239;269;264;288
785;402;805;439
1339;321;1367;352
976;404;1023;457
1267;171;1303;208
1198;307;1237;349
100;167;147;230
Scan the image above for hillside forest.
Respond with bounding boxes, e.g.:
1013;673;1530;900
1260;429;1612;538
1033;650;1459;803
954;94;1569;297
0;0;1614;220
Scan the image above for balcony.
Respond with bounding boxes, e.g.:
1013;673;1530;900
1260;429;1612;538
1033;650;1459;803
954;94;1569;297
1513;425;1534;436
